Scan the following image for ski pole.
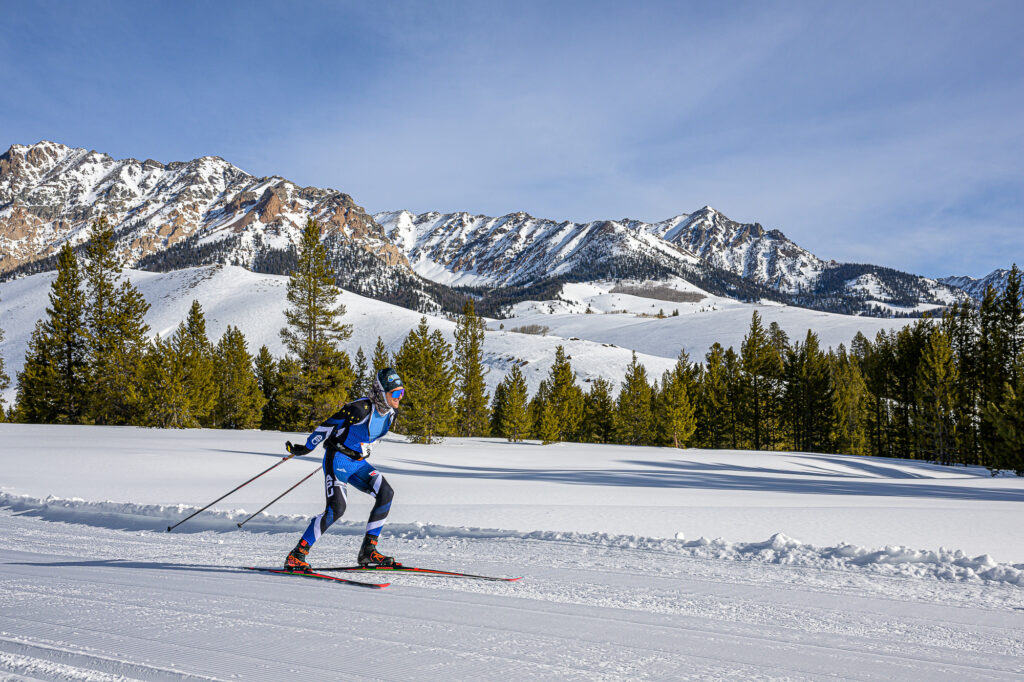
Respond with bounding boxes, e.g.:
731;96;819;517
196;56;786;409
167;451;303;532
236;465;320;529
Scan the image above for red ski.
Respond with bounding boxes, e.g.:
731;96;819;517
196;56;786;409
244;566;389;589
314;565;522;582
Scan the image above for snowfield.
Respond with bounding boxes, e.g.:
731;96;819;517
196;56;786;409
0;424;1022;680
0;265;919;409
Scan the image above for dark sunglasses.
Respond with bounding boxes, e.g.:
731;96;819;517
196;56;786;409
390;388;405;399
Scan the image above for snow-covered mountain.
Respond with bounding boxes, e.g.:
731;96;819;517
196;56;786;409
2;140;972;316
644;207;825;293
374;207;824;291
0;141;444;309
376;207;969;315
940;268;1015;300
375;209;702;287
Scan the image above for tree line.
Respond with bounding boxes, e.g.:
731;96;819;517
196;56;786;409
1;217;1021;475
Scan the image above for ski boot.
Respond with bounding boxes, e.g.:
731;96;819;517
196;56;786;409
357;534;399;567
284;538;311;572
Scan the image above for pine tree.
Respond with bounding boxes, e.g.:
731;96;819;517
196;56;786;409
393;317;455;443
859;329;897;458
528;380;550;440
497;364;531;442
277;218;354;429
696;343;730;448
740;311;782;451
141;335;192;428
829;345;869;456
543;346;584;442
976;286;1006;467
782;330;833;452
984;371;1024;475
766;321;791;447
212;326;265;429
893;321;929;459
1000;265;1023;386
254;345;283;430
582;377;616;443
372;337;391;373
723;347;744;449
84;217;150;425
661;350;697;448
616;352;653;446
14;244;90;423
915;325;959;465
944;302;981;464
453;300;490;436
269;356;304;430
538;398;559;445
489;377;507;437
175;300;217;426
352;347;370;398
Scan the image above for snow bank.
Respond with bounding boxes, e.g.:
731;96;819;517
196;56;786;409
4;492;1022;587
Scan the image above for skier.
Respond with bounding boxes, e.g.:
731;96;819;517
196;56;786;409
282;367;405;572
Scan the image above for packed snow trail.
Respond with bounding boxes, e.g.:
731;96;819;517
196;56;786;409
0;424;1023;679
1;511;1023;681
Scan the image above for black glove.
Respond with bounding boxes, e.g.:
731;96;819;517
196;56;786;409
286;441;310;456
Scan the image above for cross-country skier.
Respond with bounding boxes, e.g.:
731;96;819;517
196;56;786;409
282;367;405;572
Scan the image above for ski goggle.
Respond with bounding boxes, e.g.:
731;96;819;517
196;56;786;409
389;387;405;400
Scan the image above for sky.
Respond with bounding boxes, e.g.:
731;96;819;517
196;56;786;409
1;1;1021;279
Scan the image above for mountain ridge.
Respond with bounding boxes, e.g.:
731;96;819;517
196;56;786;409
1;140;991;316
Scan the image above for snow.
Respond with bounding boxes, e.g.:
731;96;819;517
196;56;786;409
1;267;931;411
0;265;682;408
502;278;918;362
0;423;1022;680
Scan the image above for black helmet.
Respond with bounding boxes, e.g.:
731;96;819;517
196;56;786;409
371;367;403;413
375;367;403;393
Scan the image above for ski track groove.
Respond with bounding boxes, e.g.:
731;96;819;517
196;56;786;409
1;509;1023;680
1;568;717;681
2;559;1022;681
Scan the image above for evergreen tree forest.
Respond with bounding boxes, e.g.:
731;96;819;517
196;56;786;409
6;220;1022;475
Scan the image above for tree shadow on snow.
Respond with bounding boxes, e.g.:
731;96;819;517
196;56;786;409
385;458;1024;502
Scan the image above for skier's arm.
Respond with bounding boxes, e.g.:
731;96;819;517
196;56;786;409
287;402;366;455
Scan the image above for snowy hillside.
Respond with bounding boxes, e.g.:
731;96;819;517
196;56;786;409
499;278;920;363
0;266;922;408
0;265;679;406
0;423;1021;680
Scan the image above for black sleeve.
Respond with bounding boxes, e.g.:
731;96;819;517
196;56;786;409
320;399;373;452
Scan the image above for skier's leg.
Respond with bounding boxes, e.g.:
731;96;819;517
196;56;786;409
348;463;394;537
286;454;347;569
300;473;347;546
365;476;394;537
349;463;398;565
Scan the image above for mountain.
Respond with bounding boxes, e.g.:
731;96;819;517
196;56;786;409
2;141;971;317
376;208;968;316
940;268;1015;300
0;141;447;310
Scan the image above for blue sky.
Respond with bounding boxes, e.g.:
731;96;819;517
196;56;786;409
2;1;1021;278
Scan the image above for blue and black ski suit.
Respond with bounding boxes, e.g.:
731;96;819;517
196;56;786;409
290;398;397;549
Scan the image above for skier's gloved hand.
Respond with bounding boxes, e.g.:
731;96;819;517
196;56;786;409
286;441;311;456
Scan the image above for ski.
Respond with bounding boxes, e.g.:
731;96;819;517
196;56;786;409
244;566;390;589
314;565;522;582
